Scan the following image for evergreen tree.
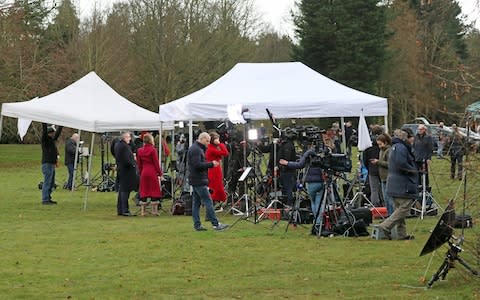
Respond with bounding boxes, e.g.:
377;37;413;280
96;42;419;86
293;0;387;93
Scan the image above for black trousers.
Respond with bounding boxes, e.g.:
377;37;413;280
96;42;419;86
117;191;131;215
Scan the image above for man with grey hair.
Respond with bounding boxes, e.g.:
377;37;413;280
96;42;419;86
114;131;137;216
413;124;433;187
377;128;417;240
64;133;80;190
188;132;229;231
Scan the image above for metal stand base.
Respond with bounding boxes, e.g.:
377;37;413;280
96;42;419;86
427;242;479;288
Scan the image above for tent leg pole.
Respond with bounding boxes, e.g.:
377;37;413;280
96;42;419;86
72;129;81;191
83;133;95;211
340;117;346;154
159;123;163;169
0;113;3;141
383;115;389;133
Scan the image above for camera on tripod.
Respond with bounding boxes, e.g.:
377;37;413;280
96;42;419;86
307;140;352;173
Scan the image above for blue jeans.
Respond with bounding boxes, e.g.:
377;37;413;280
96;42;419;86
192;185;219;229
381;181;394;216
66;163;74;189
307;182;324;225
41;163;56;202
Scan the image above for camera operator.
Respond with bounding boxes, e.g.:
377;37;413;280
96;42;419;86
362;125;383;207
279;146;324;235
226;131;250;198
64;133;80;190
278;131;297;207
344;121;354;157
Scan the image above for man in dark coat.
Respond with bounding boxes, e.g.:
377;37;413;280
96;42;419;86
114;131;137;216
64;133;80;190
278;135;297;207
413;124;433;187
188;132;228;231
448;124;465;180
41;123;63;205
362;125;383;207
344;121;354;157
378;129;418;240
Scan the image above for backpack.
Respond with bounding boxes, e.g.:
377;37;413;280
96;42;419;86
171;198;185;215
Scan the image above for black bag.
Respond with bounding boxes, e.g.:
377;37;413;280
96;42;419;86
333;216;369;237
349;207;372;226
171;196;185;215
454;214;473;228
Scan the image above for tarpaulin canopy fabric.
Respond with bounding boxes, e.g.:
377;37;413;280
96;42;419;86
159;62;388;122
1;72;166;133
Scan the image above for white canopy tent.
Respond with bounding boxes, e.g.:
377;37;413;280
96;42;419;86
1;72;165;132
159;62;388;152
0;72;170;210
159;62;388;122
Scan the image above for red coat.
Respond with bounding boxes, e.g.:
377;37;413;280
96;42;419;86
205;143;229;202
137;144;163;199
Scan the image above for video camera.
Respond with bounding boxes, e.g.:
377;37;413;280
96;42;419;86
310;146;352;173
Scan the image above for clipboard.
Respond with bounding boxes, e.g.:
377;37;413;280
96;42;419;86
238;167;252;182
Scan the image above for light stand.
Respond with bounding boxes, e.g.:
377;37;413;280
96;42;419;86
411;160;441;219
258;125;283;221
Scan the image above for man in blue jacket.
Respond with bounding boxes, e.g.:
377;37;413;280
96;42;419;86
378;128;418;240
188;132;229;231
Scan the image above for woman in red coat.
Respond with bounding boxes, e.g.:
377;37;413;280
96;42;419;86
206;132;229;205
136;133;163;216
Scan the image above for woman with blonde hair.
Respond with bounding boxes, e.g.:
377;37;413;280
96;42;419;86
136;133;163;216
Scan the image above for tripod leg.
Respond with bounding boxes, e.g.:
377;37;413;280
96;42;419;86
313;187;328;237
456;256;479;276
428;258;450;288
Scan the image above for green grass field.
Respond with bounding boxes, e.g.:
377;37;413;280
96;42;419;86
0;144;479;299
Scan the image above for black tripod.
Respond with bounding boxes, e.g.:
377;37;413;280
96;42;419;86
312;171;356;237
285;166;311;232
91;134;116;192
427;240;479;288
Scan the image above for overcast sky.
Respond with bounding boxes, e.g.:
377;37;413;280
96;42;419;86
75;0;479;34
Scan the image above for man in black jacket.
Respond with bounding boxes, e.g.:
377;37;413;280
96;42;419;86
114;132;137;216
64;133;80;190
278;135;296;207
413;124;433;186
41;123;63;205
362;125;383;207
188;132;229;231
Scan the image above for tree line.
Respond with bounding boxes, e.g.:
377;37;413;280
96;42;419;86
0;0;479;143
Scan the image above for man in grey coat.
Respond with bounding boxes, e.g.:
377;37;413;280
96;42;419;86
378;129;418;240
